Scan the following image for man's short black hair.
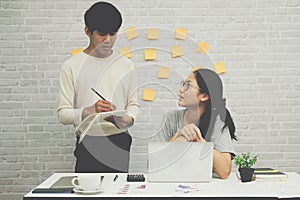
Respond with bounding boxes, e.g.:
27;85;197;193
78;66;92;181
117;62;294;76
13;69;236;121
84;1;122;34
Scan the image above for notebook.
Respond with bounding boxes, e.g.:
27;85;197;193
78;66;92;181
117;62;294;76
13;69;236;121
254;168;288;181
74;110;126;143
148;142;214;182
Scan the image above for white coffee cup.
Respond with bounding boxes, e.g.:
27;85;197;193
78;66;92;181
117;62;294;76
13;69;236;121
72;174;103;191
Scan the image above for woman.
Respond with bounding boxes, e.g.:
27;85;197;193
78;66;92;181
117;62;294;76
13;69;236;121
157;68;237;179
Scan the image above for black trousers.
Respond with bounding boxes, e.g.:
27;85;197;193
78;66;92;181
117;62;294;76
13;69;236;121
74;132;132;173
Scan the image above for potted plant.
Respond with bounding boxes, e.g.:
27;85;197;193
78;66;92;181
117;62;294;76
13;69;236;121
234;152;258;182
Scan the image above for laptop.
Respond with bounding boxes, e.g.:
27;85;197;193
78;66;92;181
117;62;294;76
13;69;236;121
148;142;214;182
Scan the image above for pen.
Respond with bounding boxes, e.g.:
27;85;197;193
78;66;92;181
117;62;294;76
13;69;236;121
113;175;119;182
91;88;106;101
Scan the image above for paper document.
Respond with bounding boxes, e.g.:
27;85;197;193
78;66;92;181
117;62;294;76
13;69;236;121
74;110;126;143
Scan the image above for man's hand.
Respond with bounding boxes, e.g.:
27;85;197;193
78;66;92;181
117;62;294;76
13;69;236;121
94;100;116;113
104;115;134;129
82;100;116;120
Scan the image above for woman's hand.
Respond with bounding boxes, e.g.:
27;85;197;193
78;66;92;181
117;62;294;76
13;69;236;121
193;130;206;142
171;124;206;142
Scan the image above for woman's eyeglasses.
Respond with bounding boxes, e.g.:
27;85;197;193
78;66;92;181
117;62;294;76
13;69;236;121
180;80;201;91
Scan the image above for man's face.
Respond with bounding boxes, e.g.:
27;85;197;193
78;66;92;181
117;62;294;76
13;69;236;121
86;27;117;58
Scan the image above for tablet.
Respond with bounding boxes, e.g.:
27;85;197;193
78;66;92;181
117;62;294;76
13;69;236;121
50;176;76;188
32;188;74;193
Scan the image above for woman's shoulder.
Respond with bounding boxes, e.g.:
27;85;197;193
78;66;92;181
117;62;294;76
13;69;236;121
165;109;185;120
215;114;225;123
213;114;226;131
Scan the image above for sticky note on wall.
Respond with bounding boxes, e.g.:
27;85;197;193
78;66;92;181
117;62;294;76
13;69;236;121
175;28;187;40
171;45;183;58
214;62;227;74
148;28;159;40
125;26;138;40
71;48;82;56
144;49;156;61
142;88;155;101
192;66;204;72
120;47;131;58
158;67;170;79
196;41;210;54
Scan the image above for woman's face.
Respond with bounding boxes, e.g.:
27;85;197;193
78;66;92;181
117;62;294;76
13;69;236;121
177;74;209;108
178;74;200;107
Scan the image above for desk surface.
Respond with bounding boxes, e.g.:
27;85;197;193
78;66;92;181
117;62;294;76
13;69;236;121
24;172;300;199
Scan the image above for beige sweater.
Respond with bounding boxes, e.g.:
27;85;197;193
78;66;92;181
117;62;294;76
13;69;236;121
57;51;139;136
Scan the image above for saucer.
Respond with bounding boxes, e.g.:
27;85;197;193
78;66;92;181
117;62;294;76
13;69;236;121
73;187;104;194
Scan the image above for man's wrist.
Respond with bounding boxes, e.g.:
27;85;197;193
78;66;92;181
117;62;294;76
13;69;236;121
82;106;94;120
127;116;134;127
81;108;88;120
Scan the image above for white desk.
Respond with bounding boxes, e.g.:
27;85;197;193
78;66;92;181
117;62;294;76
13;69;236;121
23;172;300;200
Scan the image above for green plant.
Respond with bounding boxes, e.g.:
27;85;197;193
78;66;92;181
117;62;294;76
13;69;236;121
234;152;258;168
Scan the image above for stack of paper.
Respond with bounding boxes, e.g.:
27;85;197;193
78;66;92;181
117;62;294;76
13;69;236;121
254;168;288;181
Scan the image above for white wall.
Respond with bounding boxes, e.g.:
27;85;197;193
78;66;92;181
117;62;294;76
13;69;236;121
0;0;300;199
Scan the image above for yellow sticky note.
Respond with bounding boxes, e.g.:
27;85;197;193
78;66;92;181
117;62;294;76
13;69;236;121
192;66;204;72
196;41;210;54
125;26;138;40
144;49;156;61
148;28;159;40
158;67;170;79
214;62;227;74
175;28;187;40
171;45;183;58
142;88;155;101
71;48;82;56
119;47;131;58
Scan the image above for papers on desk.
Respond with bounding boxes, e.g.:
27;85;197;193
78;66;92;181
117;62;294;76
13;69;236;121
116;184;147;195
175;184;201;194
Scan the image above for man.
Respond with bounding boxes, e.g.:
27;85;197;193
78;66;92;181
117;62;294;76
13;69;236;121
57;2;139;173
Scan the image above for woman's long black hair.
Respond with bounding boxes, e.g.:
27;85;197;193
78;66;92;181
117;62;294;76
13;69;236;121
194;69;237;141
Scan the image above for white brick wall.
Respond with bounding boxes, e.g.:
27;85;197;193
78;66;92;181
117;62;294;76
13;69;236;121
1;0;300;199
